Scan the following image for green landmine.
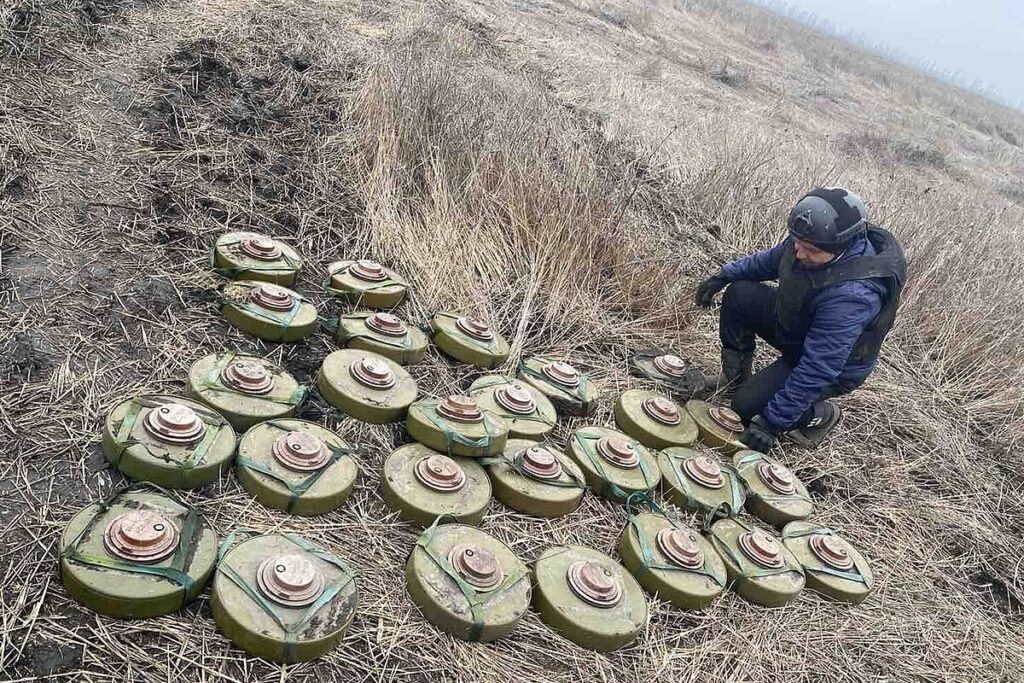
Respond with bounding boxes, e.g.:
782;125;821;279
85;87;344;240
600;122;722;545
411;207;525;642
484;438;586;518
212;533;358;663
618;511;728;609
685;400;746;453
629;349;707;398
467;375;557;440
658;447;746;518
517;356;598;417
325;259;408;309
733;450;813;526
187;352;306;432
317;349;418;424
428;312;510;369
334;311;429;366
102;395;236;489
220;280;317;342
236;419;359;516
60;490;217;618
781;521;873;604
614;389;699;449
566;426;661;502
406;395;508;458
406;524;531;642
532;545;648;652
380;443;491;527
708;517;805;607
211;231;303;286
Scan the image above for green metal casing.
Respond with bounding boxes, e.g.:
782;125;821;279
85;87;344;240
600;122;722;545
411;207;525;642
685;400;746;453
325;260;408;309
733;450;813;526
467;375;557;440
657;447;746;517
628;350;706;398
380;444;491;527
782;521;874;604
220;280;317;342
486;438;586;518
211;231;302;285
566;426;661;502
429;312;510;369
187;353;306;432
317;349;418;424
613;389;699;449
406;400;508;458
708;517;805;607
335;312;429;366
517;356;599;417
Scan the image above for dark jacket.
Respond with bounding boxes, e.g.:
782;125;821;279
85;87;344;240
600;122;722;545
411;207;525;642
721;233;892;429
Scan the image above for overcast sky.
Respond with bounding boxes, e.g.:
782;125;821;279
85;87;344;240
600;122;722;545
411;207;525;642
764;0;1024;106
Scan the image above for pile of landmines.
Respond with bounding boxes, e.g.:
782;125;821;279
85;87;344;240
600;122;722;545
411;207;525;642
60;232;872;662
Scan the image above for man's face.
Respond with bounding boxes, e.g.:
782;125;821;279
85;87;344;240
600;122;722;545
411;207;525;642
793;238;835;266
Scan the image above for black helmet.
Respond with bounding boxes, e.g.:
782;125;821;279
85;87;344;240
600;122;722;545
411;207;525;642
788;187;868;253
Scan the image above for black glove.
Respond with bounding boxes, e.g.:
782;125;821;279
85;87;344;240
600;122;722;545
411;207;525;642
695;272;729;308
741;414;777;453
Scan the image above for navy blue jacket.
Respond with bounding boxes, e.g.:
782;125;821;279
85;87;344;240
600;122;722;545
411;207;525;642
721;235;887;429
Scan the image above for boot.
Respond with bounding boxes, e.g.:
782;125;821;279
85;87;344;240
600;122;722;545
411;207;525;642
785;401;841;448
704;348;753;397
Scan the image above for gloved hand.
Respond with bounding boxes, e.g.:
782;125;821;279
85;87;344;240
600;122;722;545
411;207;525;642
741;414;777;453
695;272;729;308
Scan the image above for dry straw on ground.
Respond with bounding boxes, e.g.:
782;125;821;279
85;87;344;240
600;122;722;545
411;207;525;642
2;0;1024;681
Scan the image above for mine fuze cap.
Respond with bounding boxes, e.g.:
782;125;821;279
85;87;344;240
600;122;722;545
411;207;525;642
787;187;868;254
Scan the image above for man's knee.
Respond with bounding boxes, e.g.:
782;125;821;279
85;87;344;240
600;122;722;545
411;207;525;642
721;280;763;314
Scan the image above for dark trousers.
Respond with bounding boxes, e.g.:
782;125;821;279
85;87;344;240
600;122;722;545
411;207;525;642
720;281;839;429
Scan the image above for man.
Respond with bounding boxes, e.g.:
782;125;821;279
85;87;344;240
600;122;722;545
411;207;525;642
695;187;907;452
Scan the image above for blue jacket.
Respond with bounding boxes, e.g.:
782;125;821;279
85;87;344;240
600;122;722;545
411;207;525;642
721;235;887;429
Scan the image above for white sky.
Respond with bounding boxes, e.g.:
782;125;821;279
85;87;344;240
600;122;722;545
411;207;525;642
768;0;1024;106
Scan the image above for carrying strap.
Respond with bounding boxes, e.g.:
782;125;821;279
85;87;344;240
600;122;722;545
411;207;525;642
662;449;744;525
623;492;727;587
781;526;872;586
517;357;591;410
59;484;204;602
707;517;804;580
210;236;301;278
416;402;502;457
195;352;307;409
413;518;529;642
571;431;656;501
216;532;356;661
108;398;228;487
235;420;354;512
734;451;813;506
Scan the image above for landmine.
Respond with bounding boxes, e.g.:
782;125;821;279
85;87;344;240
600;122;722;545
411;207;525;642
618;511;727;609
317;349;417;424
334;311;429;365
629;350;706;398
614;389;698;449
733;450;813;526
429;312;510;369
685;400;747;453
212;533;358;662
187;353;306;431
467;375;557;440
381;444;491;526
220;280;317;342
211;232;303;286
236;419;358;515
60;490;217;618
325;259;408;309
406;395;508;458
485;438;586;517
517;357;598;417
781;521;873;604
708;517;805;607
102;395;236;488
566;426;661;501
658;448;746;518
406;524;531;642
532;545;648;652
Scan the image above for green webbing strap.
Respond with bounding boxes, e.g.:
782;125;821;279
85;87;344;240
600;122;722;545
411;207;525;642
467;378;557;428
216;532;356;661
430;312;501;357
781;526;872;586
236;421;353;512
735;451;813;505
418;402;500;457
478;451;588;490
517;357;591;407
197;352;307;409
109;398;227;486
414;518;529;642
571;431;655;502
623;492;727;587
322;263;408;298
209;236;301;278
60;484;203;601
708;518;803;580
663;450;744;522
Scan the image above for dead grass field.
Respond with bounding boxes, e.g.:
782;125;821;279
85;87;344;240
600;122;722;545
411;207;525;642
2;0;1024;681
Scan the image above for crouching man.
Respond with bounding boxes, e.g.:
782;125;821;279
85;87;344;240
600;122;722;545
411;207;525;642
695;187;907;451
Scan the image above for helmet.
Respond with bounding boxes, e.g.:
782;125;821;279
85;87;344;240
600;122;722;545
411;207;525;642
787;187;868;253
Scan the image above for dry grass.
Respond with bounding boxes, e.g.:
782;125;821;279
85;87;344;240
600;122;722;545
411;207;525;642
3;0;1024;681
